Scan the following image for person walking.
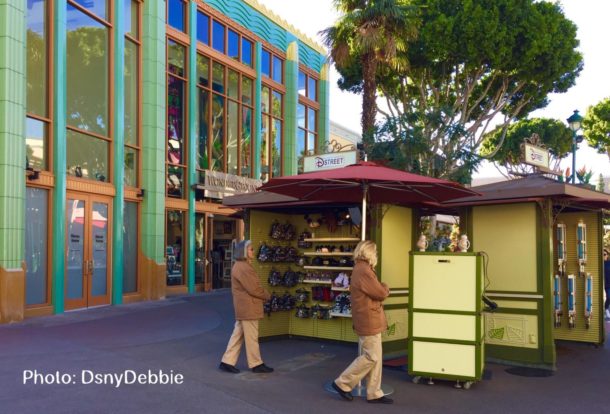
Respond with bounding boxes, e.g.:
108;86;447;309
332;240;392;404
604;249;610;320
219;240;273;374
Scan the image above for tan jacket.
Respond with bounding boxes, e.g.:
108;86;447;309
231;260;271;320
350;260;390;336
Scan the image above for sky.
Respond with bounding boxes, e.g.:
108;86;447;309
256;0;609;179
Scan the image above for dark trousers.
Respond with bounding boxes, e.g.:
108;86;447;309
605;288;610;310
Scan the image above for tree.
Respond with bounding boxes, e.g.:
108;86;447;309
321;0;419;145
582;97;610;161
481;118;573;177
597;174;606;193
335;0;582;181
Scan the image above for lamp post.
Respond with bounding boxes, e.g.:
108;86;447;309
566;109;583;184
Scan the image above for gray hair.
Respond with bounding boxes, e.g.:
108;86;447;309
233;240;252;261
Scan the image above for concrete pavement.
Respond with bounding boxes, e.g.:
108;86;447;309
1;290;609;414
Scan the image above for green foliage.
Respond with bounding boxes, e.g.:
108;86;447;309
582;97;610;161
575;166;593;185
597;174;606;193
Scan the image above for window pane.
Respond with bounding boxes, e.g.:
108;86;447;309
228;29;239;60
272;56;283;84
66;199;85;299
124;39;138;146
260;115;269;180
66;129;109;181
308;77;317;101
212;21;225;53
197;89;209;170
227;70;239;100
26;117;46;170
197;54;209;87
25;187;48;305
167;166;184;198
91;202;108;296
26;0;47;117
124;0;138;38
168;40;185;77
261;50;271;78
168;0;185;32
73;0;108;21
194;214;206;284
211;94;225;171
297;128;306;174
272;119;282;177
241;38;253;67
308;107;316;131
298;71;306;96
167;75;184;164
166;210;184;285
212;62;225;93
307;132;316;154
297;104;305;128
227;101;239;175
67;5;109;136
197;11;209;45
241;77;252;105
123;202;138;293
124;147;137;187
241;107;252;177
261;87;270;114
272;91;282;118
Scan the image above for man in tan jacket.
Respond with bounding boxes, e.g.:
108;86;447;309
332;240;392;404
219;240;273;374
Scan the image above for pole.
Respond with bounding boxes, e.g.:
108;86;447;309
361;184;368;241
571;132;577;184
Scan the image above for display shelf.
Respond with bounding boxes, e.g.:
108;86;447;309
303;252;353;257
330;312;352;318
303;266;353;271
302;279;332;284
331;286;350;292
304;238;360;242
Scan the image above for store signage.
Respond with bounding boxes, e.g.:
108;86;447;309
202;170;262;199
304;151;357;173
523;143;550;169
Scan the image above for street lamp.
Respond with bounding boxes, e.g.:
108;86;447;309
566;109;583;184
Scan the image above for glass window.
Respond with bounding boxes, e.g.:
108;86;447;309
260;115;270;180
168;40;185;77
26;0;47;117
227;70;239;100
67;4;109;136
298;71;306;97
73;0;108;20
308;77;317;101
123;201;138;293
167;75;184;164
124;39;138;146
66;129;109;181
261;50;271;78
168;0;185;32
197;89;209;170
124;147;137;187
241;38;253;67
272;119;282;177
297;128;306;174
272;92;282;118
197;54;209;87
308;107;316;131
272;56;283;84
228;29;239;61
197;11;209;45
308;132;316;154
241;77;252;105
241;107;252;177
212;21;225;53
297;104;306;128
26;117;46;170
166;210;184;285
261;87;270;113
195;214;206;284
211;94;225;171
167;165;184;198
66;199;85;299
227;101;239;175
25;187;48;305
212;62;225;93
124;0;138;38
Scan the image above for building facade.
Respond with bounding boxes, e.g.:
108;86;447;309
0;0;329;322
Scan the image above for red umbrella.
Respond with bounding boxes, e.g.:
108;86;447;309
260;161;479;239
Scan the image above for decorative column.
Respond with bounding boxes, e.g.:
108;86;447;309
187;1;197;293
141;0;167;299
112;0;125;305
318;63;331;153
283;39;299;176
0;0;26;322
253;42;262;180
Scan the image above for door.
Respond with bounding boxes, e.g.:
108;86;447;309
65;193;112;310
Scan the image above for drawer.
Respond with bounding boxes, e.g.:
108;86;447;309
411;341;477;378
412;312;477;341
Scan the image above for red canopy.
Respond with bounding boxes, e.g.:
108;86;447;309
259;161;479;204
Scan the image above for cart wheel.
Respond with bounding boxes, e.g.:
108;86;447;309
427;377;435;385
463;381;473;390
412;376;421;384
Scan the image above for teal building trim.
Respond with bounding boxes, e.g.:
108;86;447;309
0;0;26;269
112;0;125;305
318;64;331;151
141;0;166;263
253;42;262;180
52;0;68;313
187;1;197;293
298;41;323;72
283;40;298;176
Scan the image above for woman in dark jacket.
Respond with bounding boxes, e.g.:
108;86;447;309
332;240;392;404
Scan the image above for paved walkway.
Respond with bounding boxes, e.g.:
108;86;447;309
0;290;608;414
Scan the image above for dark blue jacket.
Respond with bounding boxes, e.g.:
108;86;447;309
604;259;610;288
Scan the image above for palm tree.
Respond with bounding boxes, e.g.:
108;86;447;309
321;0;419;145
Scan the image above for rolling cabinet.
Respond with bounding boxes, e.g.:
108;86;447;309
408;252;484;389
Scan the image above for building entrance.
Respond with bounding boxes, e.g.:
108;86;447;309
65;193;112;310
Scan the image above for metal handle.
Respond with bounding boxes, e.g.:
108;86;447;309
88;260;94;273
438;259;451;263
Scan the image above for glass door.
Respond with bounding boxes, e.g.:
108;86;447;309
65;194;112;310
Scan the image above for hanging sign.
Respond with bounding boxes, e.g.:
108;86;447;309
304;151;357;173
523;143;550;169
200;171;262;199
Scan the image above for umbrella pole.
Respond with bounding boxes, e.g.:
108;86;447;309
361;184;368;241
